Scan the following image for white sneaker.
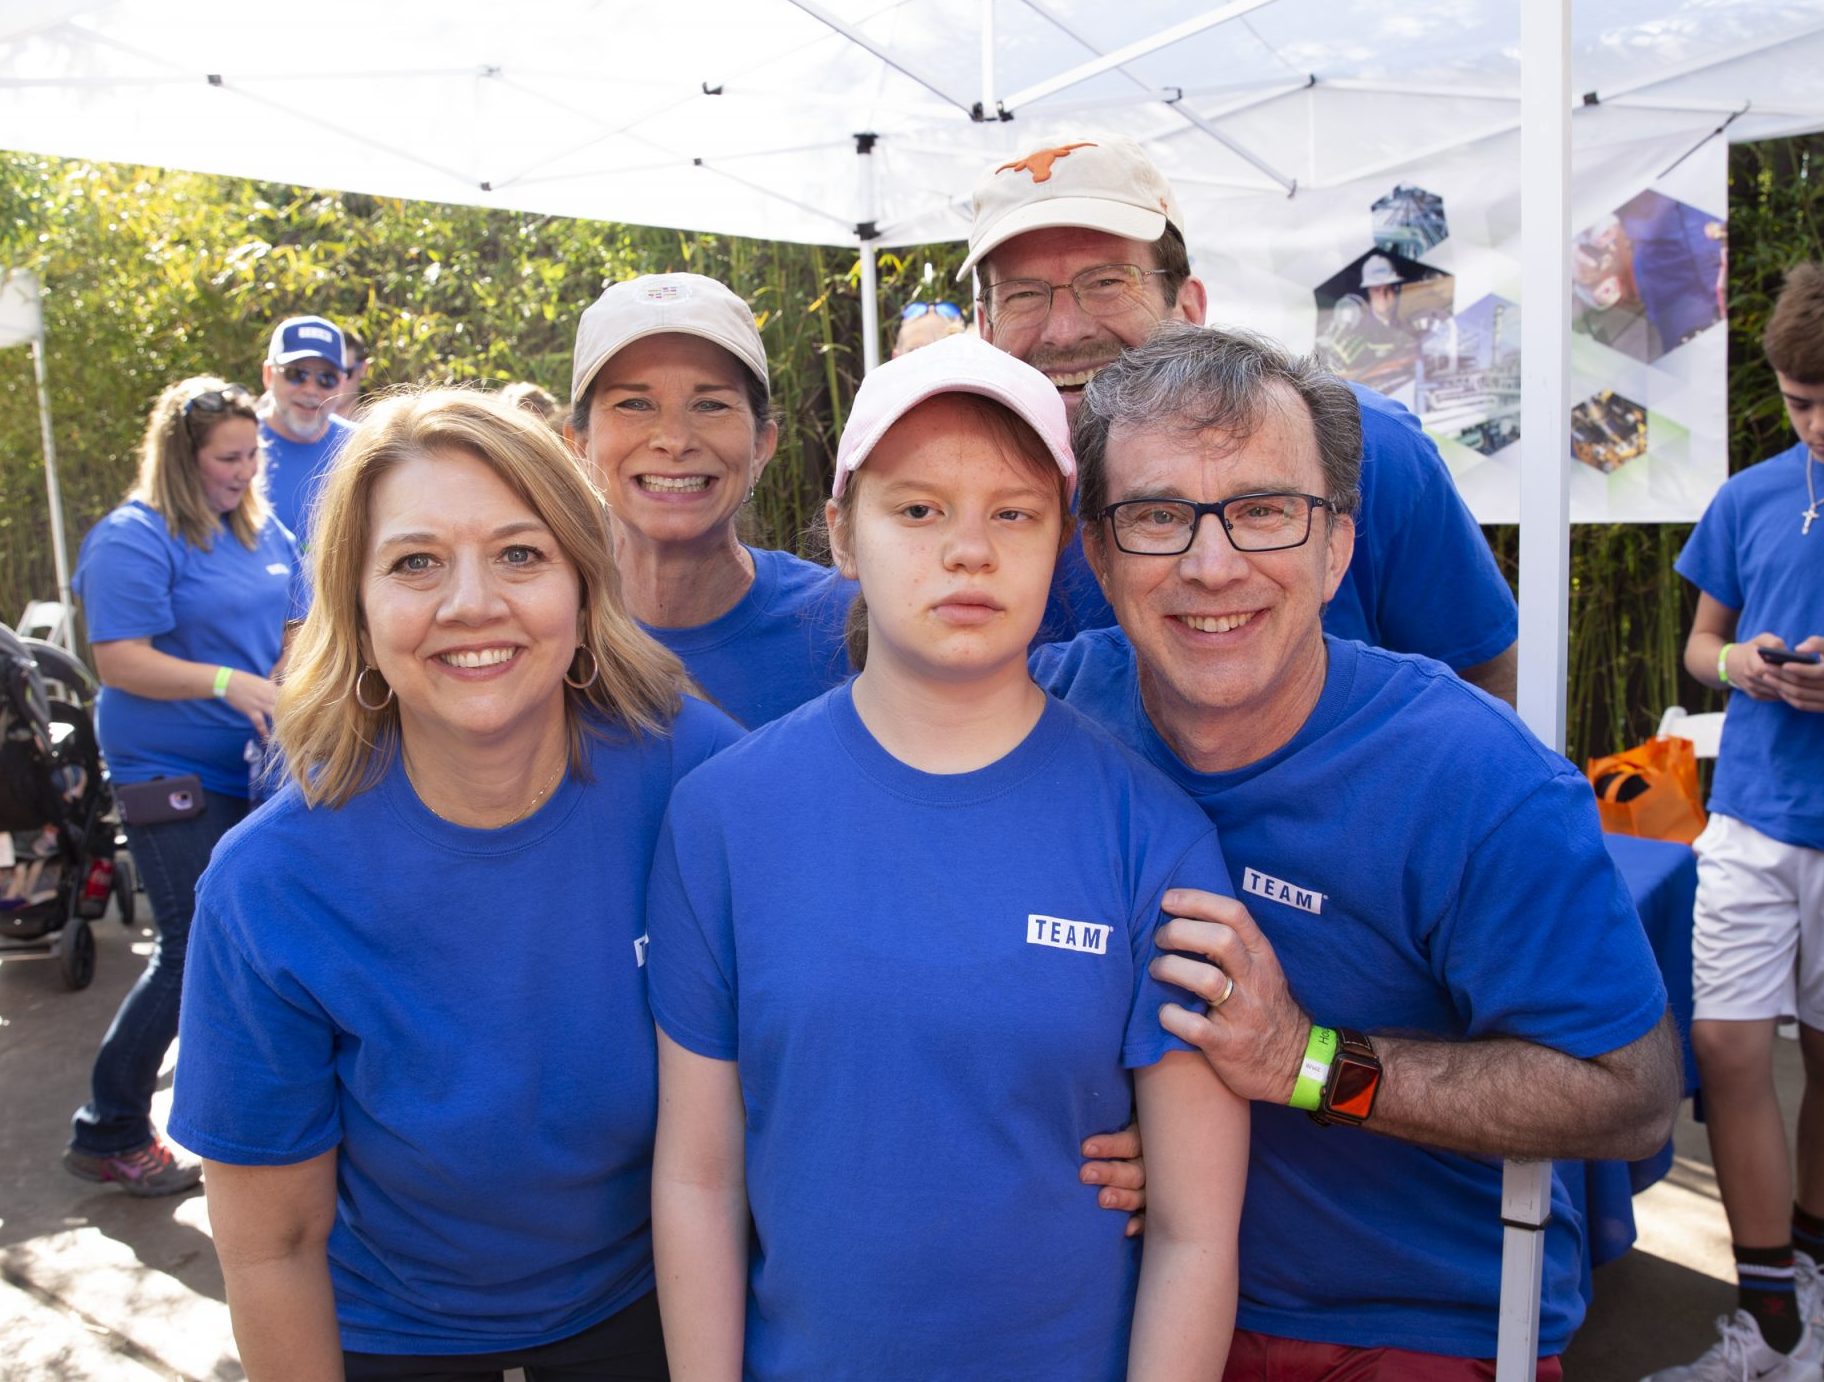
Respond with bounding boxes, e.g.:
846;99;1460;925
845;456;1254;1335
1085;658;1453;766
1640;1308;1824;1381
1797;1252;1824;1338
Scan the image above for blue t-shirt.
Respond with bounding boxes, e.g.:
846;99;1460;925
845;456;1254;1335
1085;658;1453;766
1032;630;1667;1357
1036;386;1518;670
647;684;1228;1382
642;546;855;729
169;700;743;1356
1676;441;1824;850
261;414;353;544
74;500;299;796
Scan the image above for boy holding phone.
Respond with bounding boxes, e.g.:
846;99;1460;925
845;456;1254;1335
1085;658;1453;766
1655;263;1824;1381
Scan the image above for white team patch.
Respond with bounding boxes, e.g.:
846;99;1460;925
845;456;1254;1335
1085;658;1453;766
1242;867;1325;915
266;563;289;576
633;934;650;968
1027;914;1110;955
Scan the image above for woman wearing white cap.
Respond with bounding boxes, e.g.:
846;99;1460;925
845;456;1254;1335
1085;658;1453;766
647;335;1247;1379
567;273;855;728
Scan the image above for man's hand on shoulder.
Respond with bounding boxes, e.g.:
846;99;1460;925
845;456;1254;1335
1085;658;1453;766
1150;890;1311;1105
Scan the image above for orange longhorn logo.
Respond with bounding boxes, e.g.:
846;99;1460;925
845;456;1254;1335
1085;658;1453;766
996;142;1096;183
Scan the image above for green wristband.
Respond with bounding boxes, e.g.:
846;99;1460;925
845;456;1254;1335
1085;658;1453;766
1717;643;1734;687
212;665;233;699
1289;1025;1339;1111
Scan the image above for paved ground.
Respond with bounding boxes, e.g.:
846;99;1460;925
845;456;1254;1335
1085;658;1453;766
0;896;1792;1380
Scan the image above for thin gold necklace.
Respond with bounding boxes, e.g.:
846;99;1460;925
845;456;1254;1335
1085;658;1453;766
405;753;565;829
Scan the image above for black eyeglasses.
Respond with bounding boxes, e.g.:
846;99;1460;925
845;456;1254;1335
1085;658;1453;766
182;385;254;418
983;264;1169;327
901;301;964;322
278;364;345;390
1100;493;1336;555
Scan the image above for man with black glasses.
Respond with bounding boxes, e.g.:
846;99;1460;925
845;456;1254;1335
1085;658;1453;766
259;314;353;544
1034;321;1680;1378
962;134;1521;703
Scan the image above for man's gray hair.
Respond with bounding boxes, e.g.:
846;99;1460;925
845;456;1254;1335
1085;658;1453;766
1071;321;1363;524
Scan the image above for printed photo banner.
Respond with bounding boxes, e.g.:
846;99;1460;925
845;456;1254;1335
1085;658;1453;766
1190;132;1728;525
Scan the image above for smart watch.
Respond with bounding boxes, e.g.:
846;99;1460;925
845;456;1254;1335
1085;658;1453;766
1311;1028;1381;1127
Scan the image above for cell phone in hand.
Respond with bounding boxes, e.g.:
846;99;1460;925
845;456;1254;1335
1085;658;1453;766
1759;647;1823;666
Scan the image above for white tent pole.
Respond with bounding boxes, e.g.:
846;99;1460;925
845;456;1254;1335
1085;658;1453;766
1498;0;1570;1375
980;0;997;116
856;133;881;374
31;331;73;650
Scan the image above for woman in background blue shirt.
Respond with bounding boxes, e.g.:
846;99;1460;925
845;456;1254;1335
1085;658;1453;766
64;376;295;1196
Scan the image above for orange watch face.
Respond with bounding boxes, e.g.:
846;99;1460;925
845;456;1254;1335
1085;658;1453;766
1329;1056;1381;1121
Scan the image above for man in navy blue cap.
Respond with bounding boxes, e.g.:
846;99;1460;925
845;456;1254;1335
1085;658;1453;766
260;315;353;544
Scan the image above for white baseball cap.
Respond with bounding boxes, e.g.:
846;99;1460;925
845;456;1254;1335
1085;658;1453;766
833;335;1075;500
958;134;1184;281
571;273;768;405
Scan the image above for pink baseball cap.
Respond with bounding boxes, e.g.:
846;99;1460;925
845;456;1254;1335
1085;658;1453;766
832;334;1075;500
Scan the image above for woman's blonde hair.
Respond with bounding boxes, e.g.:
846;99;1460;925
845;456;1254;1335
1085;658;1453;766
277;387;693;809
130;377;267;550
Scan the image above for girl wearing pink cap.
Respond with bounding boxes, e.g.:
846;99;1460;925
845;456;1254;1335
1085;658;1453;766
647;335;1246;1380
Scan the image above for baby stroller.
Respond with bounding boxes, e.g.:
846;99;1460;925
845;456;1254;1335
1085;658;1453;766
0;626;133;988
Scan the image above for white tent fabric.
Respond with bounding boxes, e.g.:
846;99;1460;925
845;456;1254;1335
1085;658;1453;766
3;1;1822;256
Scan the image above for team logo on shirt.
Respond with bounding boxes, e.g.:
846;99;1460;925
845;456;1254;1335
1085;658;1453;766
1242;867;1325;916
633;934;650;967
1026;914;1110;955
265;563;289;576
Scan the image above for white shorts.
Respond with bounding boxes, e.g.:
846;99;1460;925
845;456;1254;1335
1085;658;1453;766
1691;813;1824;1024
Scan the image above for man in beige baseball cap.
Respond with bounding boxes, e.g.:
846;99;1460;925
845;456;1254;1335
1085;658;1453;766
962;131;1519;706
960;134;1206;423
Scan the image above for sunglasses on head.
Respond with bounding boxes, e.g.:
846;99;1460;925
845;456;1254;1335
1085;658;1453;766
279;364;345;390
182;385;254;418
900;301;964;322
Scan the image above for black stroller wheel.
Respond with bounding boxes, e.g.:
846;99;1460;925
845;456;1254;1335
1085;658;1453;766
58;917;95;990
112;852;136;928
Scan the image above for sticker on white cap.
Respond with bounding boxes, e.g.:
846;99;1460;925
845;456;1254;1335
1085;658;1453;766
640;283;687;302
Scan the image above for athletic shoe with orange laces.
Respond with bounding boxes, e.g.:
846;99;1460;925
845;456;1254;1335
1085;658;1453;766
62;1137;202;1197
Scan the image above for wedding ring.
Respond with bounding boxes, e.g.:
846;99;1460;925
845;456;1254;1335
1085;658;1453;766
1212;972;1236;1009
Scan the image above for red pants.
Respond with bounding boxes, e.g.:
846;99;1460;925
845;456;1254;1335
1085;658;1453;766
1222;1329;1565;1381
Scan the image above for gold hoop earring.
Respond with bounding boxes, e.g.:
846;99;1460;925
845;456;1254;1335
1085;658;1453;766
564;645;600;690
354;665;394;711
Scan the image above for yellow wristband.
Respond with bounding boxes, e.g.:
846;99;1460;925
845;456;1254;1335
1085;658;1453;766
1717;643;1734;687
213;665;233;699
1289;1025;1338;1111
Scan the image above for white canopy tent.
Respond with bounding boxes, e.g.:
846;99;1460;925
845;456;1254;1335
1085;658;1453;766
6;3;1824;1372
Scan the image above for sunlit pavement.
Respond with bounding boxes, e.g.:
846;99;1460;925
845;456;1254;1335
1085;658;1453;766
0;898;1783;1381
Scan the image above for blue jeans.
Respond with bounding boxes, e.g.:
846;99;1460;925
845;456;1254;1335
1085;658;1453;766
70;787;249;1155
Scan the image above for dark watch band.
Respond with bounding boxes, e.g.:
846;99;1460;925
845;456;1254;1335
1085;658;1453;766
1310;1028;1381;1127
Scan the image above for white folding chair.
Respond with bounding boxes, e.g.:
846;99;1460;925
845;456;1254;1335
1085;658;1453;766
15;598;72;649
1656;704;1724;759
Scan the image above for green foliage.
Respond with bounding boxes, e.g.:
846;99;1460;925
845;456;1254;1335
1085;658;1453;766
5;137;1822;770
0;152;964;617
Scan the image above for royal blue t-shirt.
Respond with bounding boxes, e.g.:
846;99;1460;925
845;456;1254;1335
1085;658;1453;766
261;414;353;544
647;684;1228;1381
642;546;855;729
170;700;742;1355
74;500;299;797
1036;386;1518;671
1032;630;1667;1357
1676;441;1824;850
